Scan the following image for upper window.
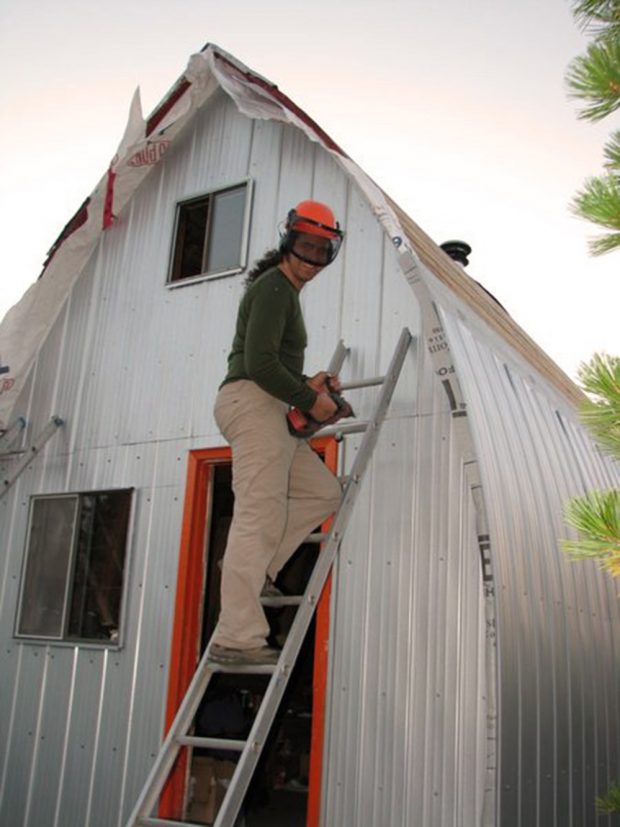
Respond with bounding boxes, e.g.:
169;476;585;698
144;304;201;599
15;490;133;645
168;181;252;284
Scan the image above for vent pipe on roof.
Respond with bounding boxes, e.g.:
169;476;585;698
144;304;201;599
440;240;471;267
440;239;508;312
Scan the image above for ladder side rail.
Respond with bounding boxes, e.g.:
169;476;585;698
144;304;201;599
128;656;276;826
0;416;64;499
125;648;217;825
296;329;415;634
213;327;412;827
128;330;414;827
327;339;349;376
128;655;279;823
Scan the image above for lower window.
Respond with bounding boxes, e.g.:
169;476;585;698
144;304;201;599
15;489;133;644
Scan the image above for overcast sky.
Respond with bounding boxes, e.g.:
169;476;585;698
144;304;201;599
1;0;618;379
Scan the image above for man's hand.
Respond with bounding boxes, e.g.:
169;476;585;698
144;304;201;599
309;391;338;422
307;371;341;393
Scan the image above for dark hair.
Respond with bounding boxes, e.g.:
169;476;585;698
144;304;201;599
244;248;283;287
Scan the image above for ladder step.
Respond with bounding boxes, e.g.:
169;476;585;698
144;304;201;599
305;531;327;543
340;375;385;390
208;662;277;675
177;735;246;751
316;420;369;439
140;818;206;827
260;594;303;607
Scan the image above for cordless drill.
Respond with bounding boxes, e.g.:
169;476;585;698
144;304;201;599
287;380;354;438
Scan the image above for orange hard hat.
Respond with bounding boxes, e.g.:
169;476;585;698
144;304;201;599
287;200;342;239
280;200;344;265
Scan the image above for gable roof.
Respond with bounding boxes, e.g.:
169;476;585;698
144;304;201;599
0;43;582;430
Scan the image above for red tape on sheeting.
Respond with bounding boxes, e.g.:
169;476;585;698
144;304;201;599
103;166;117;229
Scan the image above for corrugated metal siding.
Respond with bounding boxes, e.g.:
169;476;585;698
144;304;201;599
442;309;620;827
0;435;207;827
323;339;488;827
2;88;464;826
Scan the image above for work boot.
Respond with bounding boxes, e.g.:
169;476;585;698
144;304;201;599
207;643;281;666
260;576;283;598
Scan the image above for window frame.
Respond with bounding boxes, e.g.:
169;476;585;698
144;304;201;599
166;178;253;287
14;488;135;649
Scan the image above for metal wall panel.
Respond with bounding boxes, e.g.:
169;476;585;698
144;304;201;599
322;340;488;827
0;433;206;827
442;309;620;827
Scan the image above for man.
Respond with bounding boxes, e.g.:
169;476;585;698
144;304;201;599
208;200;345;666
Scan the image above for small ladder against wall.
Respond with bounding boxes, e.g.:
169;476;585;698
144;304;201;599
0;416;64;499
125;327;413;827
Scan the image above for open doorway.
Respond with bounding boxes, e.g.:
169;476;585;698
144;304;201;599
188;463;318;825
162;439;338;826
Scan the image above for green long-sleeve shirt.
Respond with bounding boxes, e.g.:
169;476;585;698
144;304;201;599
221;267;317;411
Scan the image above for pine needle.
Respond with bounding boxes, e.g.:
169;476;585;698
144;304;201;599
603;129;620;168
570;1;620;42
596;780;620;814
562;490;620;575
572;175;620;254
566;39;620;121
577;353;620;458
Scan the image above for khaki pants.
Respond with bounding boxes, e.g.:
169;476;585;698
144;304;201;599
213;380;342;649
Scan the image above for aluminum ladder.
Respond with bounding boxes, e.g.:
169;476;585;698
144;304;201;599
126;327;412;827
0;415;64;499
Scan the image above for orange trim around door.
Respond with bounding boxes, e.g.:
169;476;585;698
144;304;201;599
159;438;338;825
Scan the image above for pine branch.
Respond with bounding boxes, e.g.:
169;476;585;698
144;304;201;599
572;174;620;253
571;0;620;41
588;231;620;254
562;489;620;576
577;353;620;457
596;780;620;814
603;128;620;168
566;39;620;121
572;175;620;227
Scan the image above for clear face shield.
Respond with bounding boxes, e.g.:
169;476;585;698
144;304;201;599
289;232;342;266
280;211;344;266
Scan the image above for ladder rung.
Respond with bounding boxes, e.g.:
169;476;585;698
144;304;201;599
140;818;206;827
208;662;277;675
305;531;327;543
177;735;246;751
316;420;369;439
340;375;385;390
260;595;303;607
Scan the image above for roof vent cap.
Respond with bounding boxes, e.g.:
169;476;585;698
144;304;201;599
440;240;471;267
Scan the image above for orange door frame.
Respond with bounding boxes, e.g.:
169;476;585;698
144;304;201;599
159;436;338;826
